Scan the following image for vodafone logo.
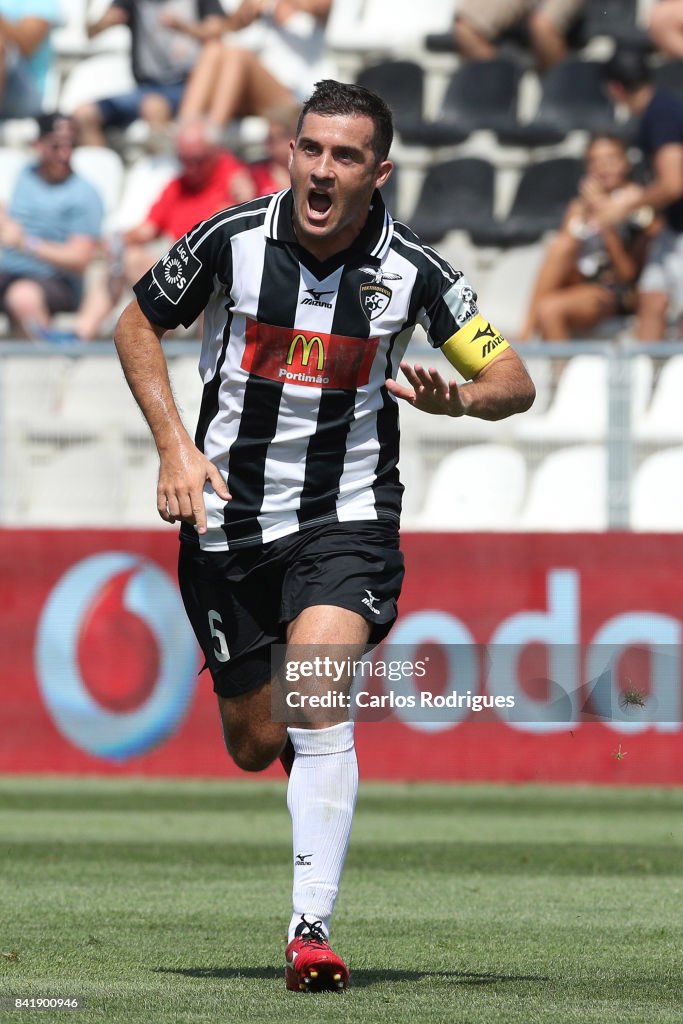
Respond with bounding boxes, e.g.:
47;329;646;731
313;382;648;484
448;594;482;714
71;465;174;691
382;570;681;736
36;553;198;761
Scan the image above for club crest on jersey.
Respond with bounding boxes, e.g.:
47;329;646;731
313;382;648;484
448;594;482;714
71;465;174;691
360;282;392;321
151;237;202;305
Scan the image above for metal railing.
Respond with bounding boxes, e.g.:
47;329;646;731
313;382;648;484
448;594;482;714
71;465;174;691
1;338;682;531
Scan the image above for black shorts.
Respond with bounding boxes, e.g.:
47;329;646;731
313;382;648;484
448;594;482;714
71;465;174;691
0;271;79;316
178;521;405;698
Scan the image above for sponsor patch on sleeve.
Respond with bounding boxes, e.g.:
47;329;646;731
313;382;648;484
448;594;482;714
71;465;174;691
443;275;479;328
440;313;510;379
150;236;203;306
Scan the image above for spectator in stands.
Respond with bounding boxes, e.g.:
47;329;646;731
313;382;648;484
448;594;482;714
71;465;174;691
249;102;301;196
176;0;332;128
520;134;655;341
603;49;683;340
0;114;102;341
77;117;254;339
73;0;226;147
649;0;683;59
0;0;60;118
451;0;586;71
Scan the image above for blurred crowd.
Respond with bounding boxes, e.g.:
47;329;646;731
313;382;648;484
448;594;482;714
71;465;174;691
2;0;683;343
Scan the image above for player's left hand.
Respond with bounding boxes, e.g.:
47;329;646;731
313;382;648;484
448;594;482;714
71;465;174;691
385;362;467;417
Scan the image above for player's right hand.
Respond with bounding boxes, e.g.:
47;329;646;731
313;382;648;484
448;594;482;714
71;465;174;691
157;443;231;535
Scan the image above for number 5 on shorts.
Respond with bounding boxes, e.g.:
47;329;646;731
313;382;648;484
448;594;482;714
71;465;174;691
208;609;230;662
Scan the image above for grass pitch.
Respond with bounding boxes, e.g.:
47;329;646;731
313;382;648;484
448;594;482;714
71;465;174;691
1;778;682;1024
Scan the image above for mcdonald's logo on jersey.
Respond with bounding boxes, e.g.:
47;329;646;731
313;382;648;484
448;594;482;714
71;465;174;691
286;333;325;371
241;319;380;390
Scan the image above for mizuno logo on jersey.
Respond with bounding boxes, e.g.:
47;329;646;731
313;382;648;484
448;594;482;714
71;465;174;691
241;320;380;390
301;288;334;308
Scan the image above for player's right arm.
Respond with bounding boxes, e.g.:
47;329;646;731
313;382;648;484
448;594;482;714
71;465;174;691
113;300;230;534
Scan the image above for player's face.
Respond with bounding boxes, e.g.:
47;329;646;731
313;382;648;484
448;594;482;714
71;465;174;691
289;112;392;261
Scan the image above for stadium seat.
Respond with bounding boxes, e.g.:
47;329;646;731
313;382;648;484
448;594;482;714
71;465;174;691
0;148;31;206
477;243;545;339
631;447;683;531
515;354;652;443
420;444;528;530
518;444;607;530
326;0;454;53
23;439;126;526
496;60;618;148
469;158;583;248
400;59;521;147
72;146;125;217
107;155;178;232
634;354;683;443
571;0;648;49
514;355;607;442
355;61;424;133
407;158;495;244
54;0;130;57
59;53;135;113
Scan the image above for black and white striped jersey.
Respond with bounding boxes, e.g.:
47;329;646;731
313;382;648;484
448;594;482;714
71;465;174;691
134;188;484;551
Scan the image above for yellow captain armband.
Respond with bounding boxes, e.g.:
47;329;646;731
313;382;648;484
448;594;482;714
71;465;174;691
440;314;510;380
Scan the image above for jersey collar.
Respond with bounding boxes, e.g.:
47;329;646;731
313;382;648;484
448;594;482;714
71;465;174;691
264;187;394;264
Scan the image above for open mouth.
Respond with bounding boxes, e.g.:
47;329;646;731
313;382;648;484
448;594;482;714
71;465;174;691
308;188;332;218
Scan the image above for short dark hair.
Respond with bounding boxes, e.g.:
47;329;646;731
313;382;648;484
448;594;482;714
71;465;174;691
585;132;628;154
602;49;652;92
296;79;394;163
36;112;74;139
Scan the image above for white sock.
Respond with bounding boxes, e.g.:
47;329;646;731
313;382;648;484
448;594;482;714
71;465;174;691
286;721;358;942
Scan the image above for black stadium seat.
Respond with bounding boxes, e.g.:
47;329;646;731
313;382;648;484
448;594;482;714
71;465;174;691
400;59;520;146
570;0;648;49
356;61;424;133
469;157;583;247
497;59;617;146
408;158;495;243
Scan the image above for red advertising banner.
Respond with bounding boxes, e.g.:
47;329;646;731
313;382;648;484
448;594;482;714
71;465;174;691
1;529;681;783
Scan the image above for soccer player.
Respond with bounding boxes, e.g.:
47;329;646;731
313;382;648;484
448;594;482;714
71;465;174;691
113;79;535;993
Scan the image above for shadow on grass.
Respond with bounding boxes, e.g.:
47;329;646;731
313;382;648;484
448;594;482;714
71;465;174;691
154;966;550;987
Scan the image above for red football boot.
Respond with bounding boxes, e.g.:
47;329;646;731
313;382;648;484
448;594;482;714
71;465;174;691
285;917;349;992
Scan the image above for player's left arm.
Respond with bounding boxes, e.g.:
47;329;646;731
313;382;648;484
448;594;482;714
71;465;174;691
386;320;535;420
